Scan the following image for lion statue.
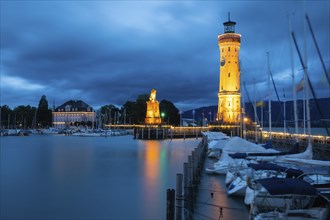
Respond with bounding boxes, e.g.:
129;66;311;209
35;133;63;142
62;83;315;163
149;89;157;102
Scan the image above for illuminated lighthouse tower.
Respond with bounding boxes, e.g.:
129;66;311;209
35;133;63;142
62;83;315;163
217;15;241;124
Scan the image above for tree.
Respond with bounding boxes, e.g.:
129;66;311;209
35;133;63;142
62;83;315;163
37;95;52;127
160;100;180;126
100;104;119;125
122;94;148;124
13;105;36;129
0;105;13;129
135;94;148;124
122;101;136;124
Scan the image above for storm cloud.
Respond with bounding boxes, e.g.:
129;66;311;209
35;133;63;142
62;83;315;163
1;1;329;110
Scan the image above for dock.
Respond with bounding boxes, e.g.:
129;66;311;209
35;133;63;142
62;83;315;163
106;124;329;159
166;130;329;219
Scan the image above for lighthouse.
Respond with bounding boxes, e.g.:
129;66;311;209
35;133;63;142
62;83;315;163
217;15;241;124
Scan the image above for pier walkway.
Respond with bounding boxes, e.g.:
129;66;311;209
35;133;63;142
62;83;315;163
192;157;249;220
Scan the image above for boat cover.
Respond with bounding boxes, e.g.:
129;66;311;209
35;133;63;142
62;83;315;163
248;163;287;171
228;153;247;159
285;168;304;178
255;178;317;196
247;163;304;178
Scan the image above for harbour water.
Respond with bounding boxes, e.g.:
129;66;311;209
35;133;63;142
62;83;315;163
0;135;247;219
0;135;193;219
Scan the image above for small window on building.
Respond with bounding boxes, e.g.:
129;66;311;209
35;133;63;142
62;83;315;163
228;47;230;52
228;72;230;77
222;48;224;53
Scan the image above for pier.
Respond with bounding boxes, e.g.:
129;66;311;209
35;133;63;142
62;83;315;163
132;126;208;140
105;124;329;160
166;136;208;220
167;130;329;220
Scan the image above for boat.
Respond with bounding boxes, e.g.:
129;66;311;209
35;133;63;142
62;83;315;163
228;163;302;197
205;137;279;175
207;136;230;158
72;131;102;137
250;178;330;220
41;128;59;135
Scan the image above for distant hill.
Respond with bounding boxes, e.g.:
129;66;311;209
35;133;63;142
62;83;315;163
182;97;330;127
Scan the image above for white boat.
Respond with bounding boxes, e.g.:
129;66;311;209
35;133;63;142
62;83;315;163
72;132;101;137
41;128;59;135
228;163;301;198
250;178;330;220
207;136;230;158
206;137;279;175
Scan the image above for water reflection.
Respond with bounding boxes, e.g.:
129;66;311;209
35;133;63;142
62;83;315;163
52;140;93;184
1;136;203;219
144;140;161;182
142;140;163;215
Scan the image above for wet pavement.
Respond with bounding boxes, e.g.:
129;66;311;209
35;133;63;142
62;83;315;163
192;157;250;220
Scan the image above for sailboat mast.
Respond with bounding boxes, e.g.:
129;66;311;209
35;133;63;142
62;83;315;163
283;89;286;134
253;79;258;143
303;6;312;145
267;52;272;140
288;14;299;141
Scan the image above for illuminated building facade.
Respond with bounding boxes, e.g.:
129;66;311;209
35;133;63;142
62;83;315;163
145;89;161;125
52;100;96;128
217;16;241;124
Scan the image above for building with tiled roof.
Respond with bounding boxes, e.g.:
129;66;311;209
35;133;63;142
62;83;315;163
52;100;96;129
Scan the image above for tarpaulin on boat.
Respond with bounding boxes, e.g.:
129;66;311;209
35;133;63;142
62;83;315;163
255;178;317;196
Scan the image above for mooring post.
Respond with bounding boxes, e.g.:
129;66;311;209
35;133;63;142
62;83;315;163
191;151;195;186
166;189;175;220
141;128;144;139
156;127;158;139
148;127;150;139
183;162;188;220
188;155;193;214
176;173;183;220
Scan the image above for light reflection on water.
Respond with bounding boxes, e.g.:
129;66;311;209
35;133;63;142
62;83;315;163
1;135;199;219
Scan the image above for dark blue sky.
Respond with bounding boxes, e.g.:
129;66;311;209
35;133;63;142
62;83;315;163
1;1;329;111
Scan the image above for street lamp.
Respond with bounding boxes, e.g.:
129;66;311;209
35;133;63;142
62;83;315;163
192;109;195;127
161;112;165;124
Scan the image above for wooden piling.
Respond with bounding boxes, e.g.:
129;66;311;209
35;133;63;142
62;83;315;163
166;189;175;220
183;162;188;220
188;155;193;214
176;173;183;220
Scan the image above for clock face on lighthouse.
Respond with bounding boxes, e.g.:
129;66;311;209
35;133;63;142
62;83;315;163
220;56;226;66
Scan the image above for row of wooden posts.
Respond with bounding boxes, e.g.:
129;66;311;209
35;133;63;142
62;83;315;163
166;136;208;220
134;127;201;140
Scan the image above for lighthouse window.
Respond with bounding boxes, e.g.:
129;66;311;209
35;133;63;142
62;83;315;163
235;47;237;52
228;72;230;77
228;47;230;52
222;48;224;53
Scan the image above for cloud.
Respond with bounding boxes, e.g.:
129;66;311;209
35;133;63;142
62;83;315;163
1;75;45;91
0;1;329;111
